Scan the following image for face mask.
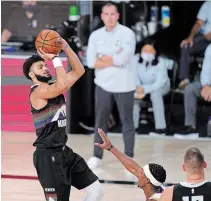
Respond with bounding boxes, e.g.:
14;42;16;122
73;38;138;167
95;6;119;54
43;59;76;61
23;5;37;13
141;52;155;62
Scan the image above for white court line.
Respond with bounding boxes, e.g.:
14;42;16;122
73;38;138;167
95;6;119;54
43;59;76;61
68;132;211;142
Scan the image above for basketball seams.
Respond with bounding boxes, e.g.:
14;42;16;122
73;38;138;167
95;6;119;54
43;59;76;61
36;40;62;48
42;31;51;50
35;30;62;54
42;46;51;54
42;36;62;42
41;30;51;51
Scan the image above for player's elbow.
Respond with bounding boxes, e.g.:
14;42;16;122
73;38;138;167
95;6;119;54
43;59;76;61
79;68;85;76
76;67;85;78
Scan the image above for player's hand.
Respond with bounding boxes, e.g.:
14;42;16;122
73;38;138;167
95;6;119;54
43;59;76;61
180;37;194;48
95;128;113;150
37;48;57;61
61;38;69;51
201;85;211;102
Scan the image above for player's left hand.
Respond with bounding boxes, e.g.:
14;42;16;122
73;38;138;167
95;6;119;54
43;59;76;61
95;128;113;150
61;38;69;51
37;48;57;61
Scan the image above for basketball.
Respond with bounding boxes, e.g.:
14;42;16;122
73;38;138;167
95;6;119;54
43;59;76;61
35;29;63;55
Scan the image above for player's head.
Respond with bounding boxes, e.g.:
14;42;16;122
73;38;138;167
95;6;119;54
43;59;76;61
139;163;166;191
183;147;207;176
101;2;119;30
23;54;52;83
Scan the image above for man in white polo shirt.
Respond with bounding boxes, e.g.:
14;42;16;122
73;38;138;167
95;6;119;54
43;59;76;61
86;2;136;169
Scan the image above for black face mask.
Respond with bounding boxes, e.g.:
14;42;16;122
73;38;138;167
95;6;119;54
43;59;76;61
35;74;52;83
23;5;37;13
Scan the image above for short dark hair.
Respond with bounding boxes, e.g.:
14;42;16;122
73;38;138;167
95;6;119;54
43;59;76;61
184;147;204;170
139;39;159;65
149;163;166;184
23;54;44;80
102;1;119;12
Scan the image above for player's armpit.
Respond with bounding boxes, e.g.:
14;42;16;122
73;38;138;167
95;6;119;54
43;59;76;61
32;83;68;99
159;186;173;201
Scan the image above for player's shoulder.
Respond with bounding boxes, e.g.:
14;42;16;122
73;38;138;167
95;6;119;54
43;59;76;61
159;186;174;201
30;82;49;95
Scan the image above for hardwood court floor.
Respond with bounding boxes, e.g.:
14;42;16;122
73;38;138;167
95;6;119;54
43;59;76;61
2;132;211;201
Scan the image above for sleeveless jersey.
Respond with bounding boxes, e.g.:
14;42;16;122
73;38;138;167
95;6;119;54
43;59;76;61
172;181;211;201
30;84;68;148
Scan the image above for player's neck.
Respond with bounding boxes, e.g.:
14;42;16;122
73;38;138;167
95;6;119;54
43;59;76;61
142;185;156;199
33;80;48;85
186;173;205;184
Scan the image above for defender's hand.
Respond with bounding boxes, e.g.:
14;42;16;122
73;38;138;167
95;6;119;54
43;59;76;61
95;128;113;150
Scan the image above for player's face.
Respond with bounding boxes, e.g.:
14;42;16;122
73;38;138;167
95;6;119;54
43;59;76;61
31;61;52;83
137;172;150;189
138;178;150;189
101;6;119;29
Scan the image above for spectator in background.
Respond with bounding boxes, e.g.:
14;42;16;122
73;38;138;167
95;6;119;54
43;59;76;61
174;44;211;139
1;0;51;42
133;41;170;136
78;0;91;46
178;1;211;90
201;44;211;102
86;2;136;169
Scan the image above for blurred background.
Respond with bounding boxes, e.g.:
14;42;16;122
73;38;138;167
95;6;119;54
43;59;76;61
1;0;211;138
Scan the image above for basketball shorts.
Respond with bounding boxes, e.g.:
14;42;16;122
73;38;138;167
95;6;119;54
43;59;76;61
33;145;98;201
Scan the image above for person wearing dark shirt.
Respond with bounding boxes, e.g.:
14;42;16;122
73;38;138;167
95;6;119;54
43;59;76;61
160;147;211;201
2;1;51;42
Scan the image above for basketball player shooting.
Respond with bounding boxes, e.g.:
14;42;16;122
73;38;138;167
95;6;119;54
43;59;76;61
95;128;166;201
22;36;103;201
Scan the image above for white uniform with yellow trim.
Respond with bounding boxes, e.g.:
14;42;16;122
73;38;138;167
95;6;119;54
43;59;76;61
149;192;162;200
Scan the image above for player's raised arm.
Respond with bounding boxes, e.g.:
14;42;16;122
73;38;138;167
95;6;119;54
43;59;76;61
62;39;85;88
95;128;143;179
34;49;69;99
